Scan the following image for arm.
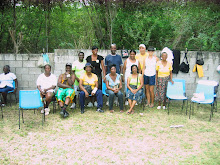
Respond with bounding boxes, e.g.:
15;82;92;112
73;70;80;82
57;74;72;89
118;78;122;91
142;61;145;76
79;79;89;97
170;71;174;84
156;71;158;86
101;60;106;78
136;75;144;92
44;85;56;92
122;60;127;82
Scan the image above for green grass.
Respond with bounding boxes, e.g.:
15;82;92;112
0;101;219;164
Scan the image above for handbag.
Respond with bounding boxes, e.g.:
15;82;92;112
81;81;92;94
179;51;189;73
196;52;204;65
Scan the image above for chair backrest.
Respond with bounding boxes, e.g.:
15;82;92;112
8;80;15;93
19;90;43;109
102;80;109;96
195;84;214;100
172;78;186;92
167;82;184;97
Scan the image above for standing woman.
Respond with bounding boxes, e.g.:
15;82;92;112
142;46;159;108
123;50;141;105
86;46;106;89
155;52;174;110
127;65;144;114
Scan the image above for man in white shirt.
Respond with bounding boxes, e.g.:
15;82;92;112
36;64;57;115
0;65;18;106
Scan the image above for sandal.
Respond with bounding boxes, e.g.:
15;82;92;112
120;110;124;113
109;110;114;113
149;104;154;108
131;110;134;114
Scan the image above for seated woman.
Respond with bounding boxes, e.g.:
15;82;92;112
79;63;104;114
0;65;18;106
105;64;123;113
36;64;57;115
127;64;144;114
155;52;173;110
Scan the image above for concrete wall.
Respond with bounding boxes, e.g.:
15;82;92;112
1;50;220;99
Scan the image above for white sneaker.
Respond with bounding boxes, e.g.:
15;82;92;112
45;108;50;115
125;101;128;105
94;101;98;107
87;102;93;107
163;106;166;110
157;106;161;109
106;101;109;106
135;103;138;105
70;103;76;109
41;108;44;114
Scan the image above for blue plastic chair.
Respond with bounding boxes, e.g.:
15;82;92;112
102;80;109;97
19;90;44;129
190;84;214;121
166;81;188;115
8;80;17;106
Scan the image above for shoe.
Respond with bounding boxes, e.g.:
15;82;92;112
87;102;93;107
125;101;128;105
163;106;166;110
41;108;44;114
109;110;114;113
106;101;109;106
81;109;84;114
45;108;50;116
1;103;5;107
70;103;76;109
96;108;104;113
60;109;64;115
94;101;98;107
157;106;161;109
63;111;69;118
135;103;138;105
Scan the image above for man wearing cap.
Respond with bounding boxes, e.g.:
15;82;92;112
79;63;104;114
56;63;75;118
135;44;148;72
105;44;123;75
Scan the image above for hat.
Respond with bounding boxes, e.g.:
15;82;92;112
66;63;72;67
84;63;93;70
147;46;155;51
139;44;146;48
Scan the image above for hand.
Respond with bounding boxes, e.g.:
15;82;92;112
13;88;17;94
85;91;89;97
41;89;46;95
91;92;95;96
171;80;174;85
114;88;119;93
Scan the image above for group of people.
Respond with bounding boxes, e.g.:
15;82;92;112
0;44;174;118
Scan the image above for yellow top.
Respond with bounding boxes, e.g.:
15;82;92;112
80;73;98;89
135;52;148;70
156;61;172;77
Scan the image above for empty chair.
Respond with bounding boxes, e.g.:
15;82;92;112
19;90;44;129
190;84;215;121
166;81;188;115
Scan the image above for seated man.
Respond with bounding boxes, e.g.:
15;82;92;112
36;64;57;115
56;63;75;118
0;65;18;106
79;63;104;114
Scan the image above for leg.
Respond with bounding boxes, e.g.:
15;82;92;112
116;90;124;111
106;90;115;111
1;92;7;105
149;85;155;107
145;85;150;106
95;89;103;108
45;92;54;108
129;100;137;113
80;91;85;113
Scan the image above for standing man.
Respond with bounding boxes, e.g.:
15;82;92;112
135;44;148;72
56;63;75;118
71;52;86;109
105;44;123;75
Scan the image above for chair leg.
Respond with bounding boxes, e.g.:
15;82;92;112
1;105;3;119
209;104;213;121
22;109;24;123
19;108;20;129
34;109;35;114
186;100;188;115
189;102;191;119
181;100;184;111
167;99;170;115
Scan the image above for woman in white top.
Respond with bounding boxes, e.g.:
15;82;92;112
142;46;159;108
123;50;141;105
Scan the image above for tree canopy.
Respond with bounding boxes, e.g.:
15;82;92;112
0;0;219;53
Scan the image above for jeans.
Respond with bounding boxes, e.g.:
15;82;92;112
80;89;103;110
106;90;123;110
